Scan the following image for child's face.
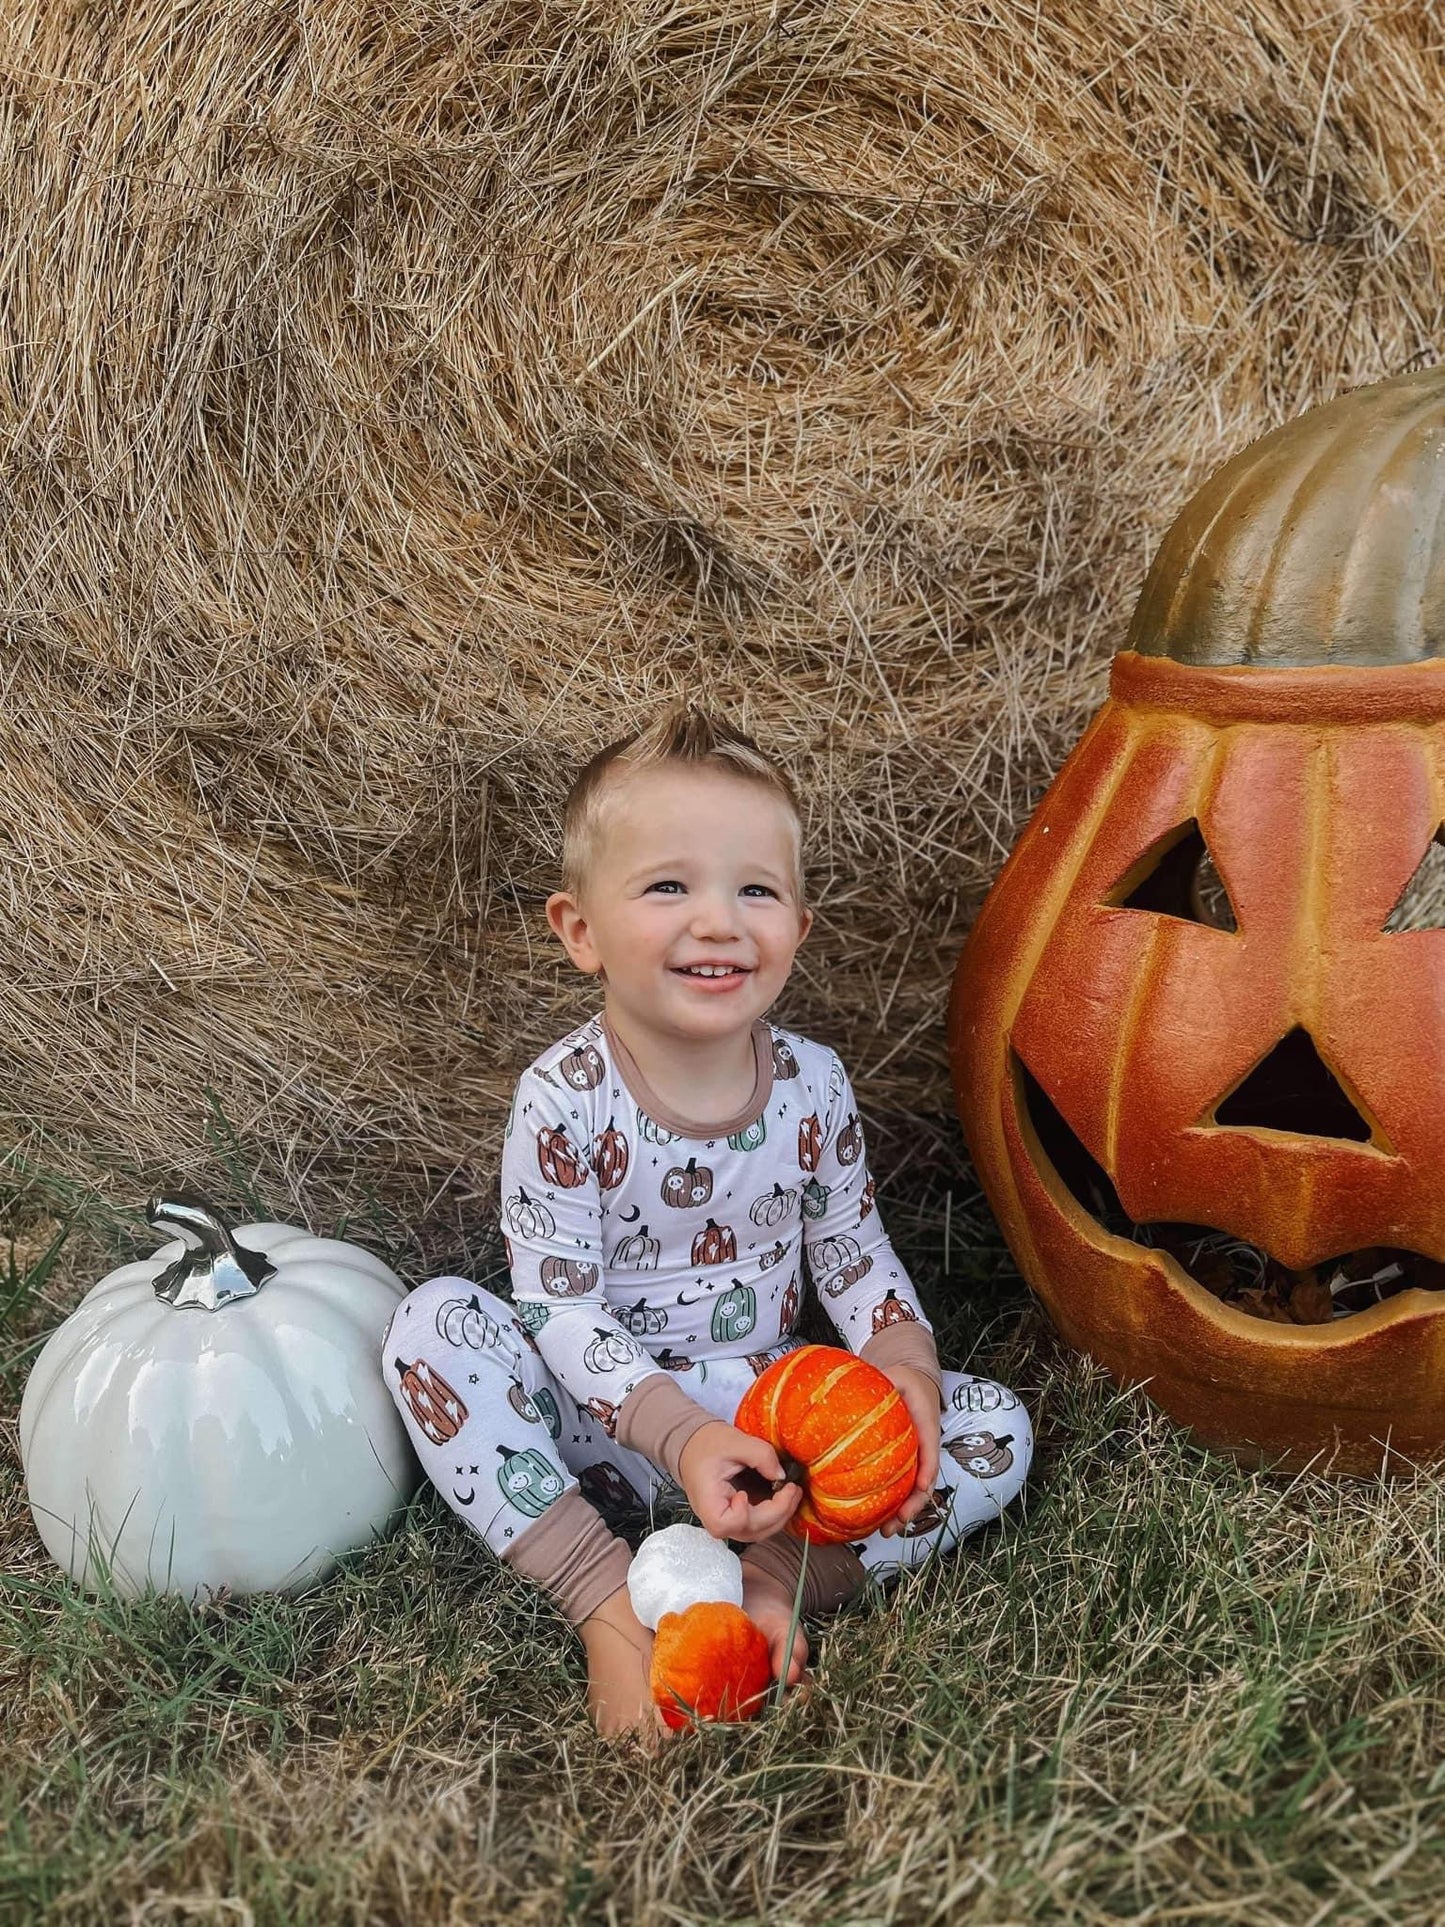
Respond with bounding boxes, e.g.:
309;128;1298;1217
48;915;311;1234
546;766;813;1044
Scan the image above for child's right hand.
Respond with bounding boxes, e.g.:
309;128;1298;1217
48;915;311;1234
678;1420;802;1542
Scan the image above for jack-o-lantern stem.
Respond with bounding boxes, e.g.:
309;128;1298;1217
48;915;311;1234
148;1194;278;1311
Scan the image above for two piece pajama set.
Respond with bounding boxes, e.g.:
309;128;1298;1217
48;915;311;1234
384;1015;1032;1624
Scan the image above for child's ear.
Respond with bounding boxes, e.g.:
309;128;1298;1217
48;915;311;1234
546;890;602;975
796;904;815;946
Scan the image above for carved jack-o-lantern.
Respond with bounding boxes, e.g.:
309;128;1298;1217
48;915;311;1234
951;365;1445;1474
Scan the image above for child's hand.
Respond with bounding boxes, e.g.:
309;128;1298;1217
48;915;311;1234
678;1420;803;1542
876;1365;942;1538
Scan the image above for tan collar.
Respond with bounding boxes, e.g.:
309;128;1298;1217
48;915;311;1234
602;1016;774;1139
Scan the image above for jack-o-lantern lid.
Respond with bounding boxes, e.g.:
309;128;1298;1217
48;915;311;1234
1127;363;1445;668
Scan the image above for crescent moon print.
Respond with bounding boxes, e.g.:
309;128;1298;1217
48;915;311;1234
620;1204;641;1222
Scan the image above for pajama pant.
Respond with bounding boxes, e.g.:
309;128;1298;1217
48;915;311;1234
383;1276;1032;1602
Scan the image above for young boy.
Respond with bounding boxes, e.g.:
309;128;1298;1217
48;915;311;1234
383;709;1031;1738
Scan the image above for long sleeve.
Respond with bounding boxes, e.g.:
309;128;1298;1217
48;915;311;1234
802;1055;942;1396
502;1066;673;1423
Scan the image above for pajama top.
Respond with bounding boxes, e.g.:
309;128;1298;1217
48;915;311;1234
501;1013;936;1442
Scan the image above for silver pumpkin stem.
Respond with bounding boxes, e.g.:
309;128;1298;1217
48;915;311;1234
148;1194;276;1310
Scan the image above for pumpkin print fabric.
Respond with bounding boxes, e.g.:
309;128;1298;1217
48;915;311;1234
498;1016;932;1416
381;1274;1032;1609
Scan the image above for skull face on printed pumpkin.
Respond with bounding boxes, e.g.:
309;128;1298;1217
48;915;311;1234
951;365;1445;1474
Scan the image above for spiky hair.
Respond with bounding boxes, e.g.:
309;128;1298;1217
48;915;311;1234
559;704;803;898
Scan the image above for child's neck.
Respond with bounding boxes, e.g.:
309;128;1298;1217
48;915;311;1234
603;1000;759;1125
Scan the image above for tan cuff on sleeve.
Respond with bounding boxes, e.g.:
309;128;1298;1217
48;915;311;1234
741;1532;868;1616
616;1372;718;1485
860;1322;943;1402
502;1488;633;1627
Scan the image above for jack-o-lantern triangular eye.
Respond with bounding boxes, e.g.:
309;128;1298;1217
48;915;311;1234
1108;819;1238;931
1384;828;1445;932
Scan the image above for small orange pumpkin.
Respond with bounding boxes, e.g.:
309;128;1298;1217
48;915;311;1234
734;1343;918;1544
650;1601;772;1729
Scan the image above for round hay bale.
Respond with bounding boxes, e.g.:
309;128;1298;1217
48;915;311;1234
0;2;1440;1258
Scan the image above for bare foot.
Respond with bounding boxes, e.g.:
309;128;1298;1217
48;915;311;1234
579;1590;671;1744
740;1556;809;1691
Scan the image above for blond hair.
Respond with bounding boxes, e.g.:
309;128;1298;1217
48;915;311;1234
560;705;803;899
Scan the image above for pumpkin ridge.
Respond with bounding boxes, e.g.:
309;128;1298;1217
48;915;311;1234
807;1389;909;1475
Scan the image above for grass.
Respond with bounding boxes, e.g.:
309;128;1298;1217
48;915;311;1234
4;1174;1445;1925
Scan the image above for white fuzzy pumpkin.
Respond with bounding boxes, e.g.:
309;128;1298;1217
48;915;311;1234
18;1196;418;1601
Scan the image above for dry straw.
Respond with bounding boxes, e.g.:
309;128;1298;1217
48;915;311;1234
0;0;1439;1257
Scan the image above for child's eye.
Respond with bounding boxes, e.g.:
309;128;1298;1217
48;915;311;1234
741;885;778;899
646;880;685;895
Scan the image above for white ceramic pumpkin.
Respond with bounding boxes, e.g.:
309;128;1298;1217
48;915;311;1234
18;1195;419;1600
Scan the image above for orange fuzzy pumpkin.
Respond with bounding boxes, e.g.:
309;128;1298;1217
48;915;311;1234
650;1601;772;1729
735;1343;918;1543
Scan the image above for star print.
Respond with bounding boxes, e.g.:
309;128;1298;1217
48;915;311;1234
468;1374;479;1385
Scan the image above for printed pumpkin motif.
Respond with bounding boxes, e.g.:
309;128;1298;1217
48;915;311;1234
952;1431;1016;1479
801;1179;830;1221
495;1443;565;1518
639;1111;677;1145
394;1355;468;1446
507;1382;543;1424
537;1124;587;1189
749;1183;797;1228
578;1462;644;1512
797;1114;822;1173
514;1300;551;1335
662;1158;714;1210
436;1294;500;1351
585;1396;620;1438
712;1281;758;1344
584;1326;642;1374
859;1177;876;1221
505;1188;555;1239
616;1223;661;1270
779;1276;800;1331
560;1042;606;1091
692;1218;737;1266
871;1288;917;1332
655;1346;701;1373
540;1255;600;1297
532;1387;563;1438
728;1117;767;1152
618;1296;668;1337
951;1380;1021;1417
822;1255;874;1298
759;1239;787;1271
837;1114;865;1167
811;1233;862;1280
593;1120;630;1192
772;1036;801;1079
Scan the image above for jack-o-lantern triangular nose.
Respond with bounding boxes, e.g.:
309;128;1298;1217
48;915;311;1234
1213;1028;1372;1144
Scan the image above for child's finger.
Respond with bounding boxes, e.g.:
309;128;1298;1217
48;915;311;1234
732;1431;787;1483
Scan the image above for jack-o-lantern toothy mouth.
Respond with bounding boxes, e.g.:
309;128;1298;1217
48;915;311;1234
1013;1053;1445;1324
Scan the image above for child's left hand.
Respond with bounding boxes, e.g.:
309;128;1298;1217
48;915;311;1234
875;1365;942;1537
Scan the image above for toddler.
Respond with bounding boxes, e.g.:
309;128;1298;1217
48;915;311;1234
383;708;1031;1737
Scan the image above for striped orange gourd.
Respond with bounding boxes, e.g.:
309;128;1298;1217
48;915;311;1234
735;1344;918;1543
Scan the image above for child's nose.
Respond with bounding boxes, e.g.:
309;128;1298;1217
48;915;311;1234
689;892;743;939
